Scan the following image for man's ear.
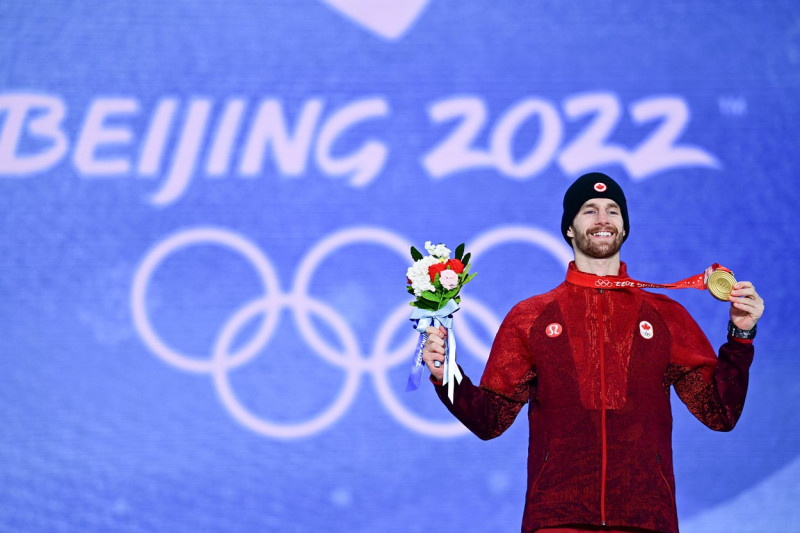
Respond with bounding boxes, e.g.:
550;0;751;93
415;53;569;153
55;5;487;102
566;226;575;239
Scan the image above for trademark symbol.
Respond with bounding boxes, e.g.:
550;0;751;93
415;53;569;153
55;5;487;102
718;96;747;116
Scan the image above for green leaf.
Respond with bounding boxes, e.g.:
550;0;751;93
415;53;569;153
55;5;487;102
462;252;471;266
415;298;438;310
420;290;440;303
457;265;471;283
455;243;465;261
410;246;423;261
463;272;477;284
443;288;460;300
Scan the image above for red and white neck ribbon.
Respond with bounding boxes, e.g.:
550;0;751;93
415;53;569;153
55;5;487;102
566;263;732;293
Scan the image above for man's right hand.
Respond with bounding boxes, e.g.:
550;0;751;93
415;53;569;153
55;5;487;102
422;325;448;382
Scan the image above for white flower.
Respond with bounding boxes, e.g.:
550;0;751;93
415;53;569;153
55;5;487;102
424;241;450;260
406;255;437;296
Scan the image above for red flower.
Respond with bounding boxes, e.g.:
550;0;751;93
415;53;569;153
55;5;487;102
428;262;447;282
407;276;412;285
446;259;464;274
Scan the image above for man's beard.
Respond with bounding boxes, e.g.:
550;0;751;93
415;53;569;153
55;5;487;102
574;226;624;259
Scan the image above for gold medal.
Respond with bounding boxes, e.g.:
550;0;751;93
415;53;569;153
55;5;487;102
707;270;737;301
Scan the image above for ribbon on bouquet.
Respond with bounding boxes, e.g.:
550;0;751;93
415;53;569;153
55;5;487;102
406;299;463;403
565;263;737;301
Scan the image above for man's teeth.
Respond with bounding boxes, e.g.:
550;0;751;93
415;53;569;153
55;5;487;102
593;231;612;237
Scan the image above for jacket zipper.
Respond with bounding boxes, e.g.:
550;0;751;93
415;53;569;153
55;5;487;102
598;288;607;526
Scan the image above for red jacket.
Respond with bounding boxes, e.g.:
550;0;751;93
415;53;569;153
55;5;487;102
434;263;753;533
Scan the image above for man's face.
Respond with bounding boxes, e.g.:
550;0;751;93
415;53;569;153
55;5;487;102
567;198;626;259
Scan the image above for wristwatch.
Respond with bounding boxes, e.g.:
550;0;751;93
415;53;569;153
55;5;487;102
728;320;757;340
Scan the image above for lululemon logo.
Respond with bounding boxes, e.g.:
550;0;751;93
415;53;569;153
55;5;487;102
546;323;563;338
320;0;432;40
639;321;654;339
594;182;608;192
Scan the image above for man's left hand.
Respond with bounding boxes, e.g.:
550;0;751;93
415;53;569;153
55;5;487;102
728;281;764;331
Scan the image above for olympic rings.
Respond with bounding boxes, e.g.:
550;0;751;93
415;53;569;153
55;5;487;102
131;225;572;439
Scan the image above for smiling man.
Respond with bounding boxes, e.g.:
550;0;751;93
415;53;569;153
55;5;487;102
422;172;764;533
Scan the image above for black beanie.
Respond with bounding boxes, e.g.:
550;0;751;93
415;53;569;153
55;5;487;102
561;172;629;244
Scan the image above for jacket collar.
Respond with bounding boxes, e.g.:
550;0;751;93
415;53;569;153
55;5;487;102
565;261;629;287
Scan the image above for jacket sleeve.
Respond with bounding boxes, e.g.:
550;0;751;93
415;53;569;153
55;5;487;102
432;370;526;440
431;302;536;440
665;303;754;431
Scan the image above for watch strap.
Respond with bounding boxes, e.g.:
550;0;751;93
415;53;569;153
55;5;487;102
728;320;757;340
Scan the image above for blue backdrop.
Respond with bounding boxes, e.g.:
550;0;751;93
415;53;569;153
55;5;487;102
1;2;798;531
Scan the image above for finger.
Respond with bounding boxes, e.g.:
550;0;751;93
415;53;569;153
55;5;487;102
729;292;760;305
423;339;446;355
729;282;758;295
730;290;762;303
730;300;759;312
733;280;754;289
422;352;445;374
422;351;445;364
424;345;445;357
729;293;758;304
424;328;445;345
730;301;764;319
427;335;446;349
729;290;754;299
729;286;753;294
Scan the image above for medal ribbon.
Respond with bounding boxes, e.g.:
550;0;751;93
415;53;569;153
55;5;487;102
565;263;732;292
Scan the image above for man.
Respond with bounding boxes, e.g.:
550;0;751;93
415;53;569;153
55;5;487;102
422;172;763;533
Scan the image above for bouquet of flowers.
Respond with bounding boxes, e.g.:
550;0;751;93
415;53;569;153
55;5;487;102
405;241;476;403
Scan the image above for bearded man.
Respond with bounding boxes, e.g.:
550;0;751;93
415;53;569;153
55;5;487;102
422;172;764;533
